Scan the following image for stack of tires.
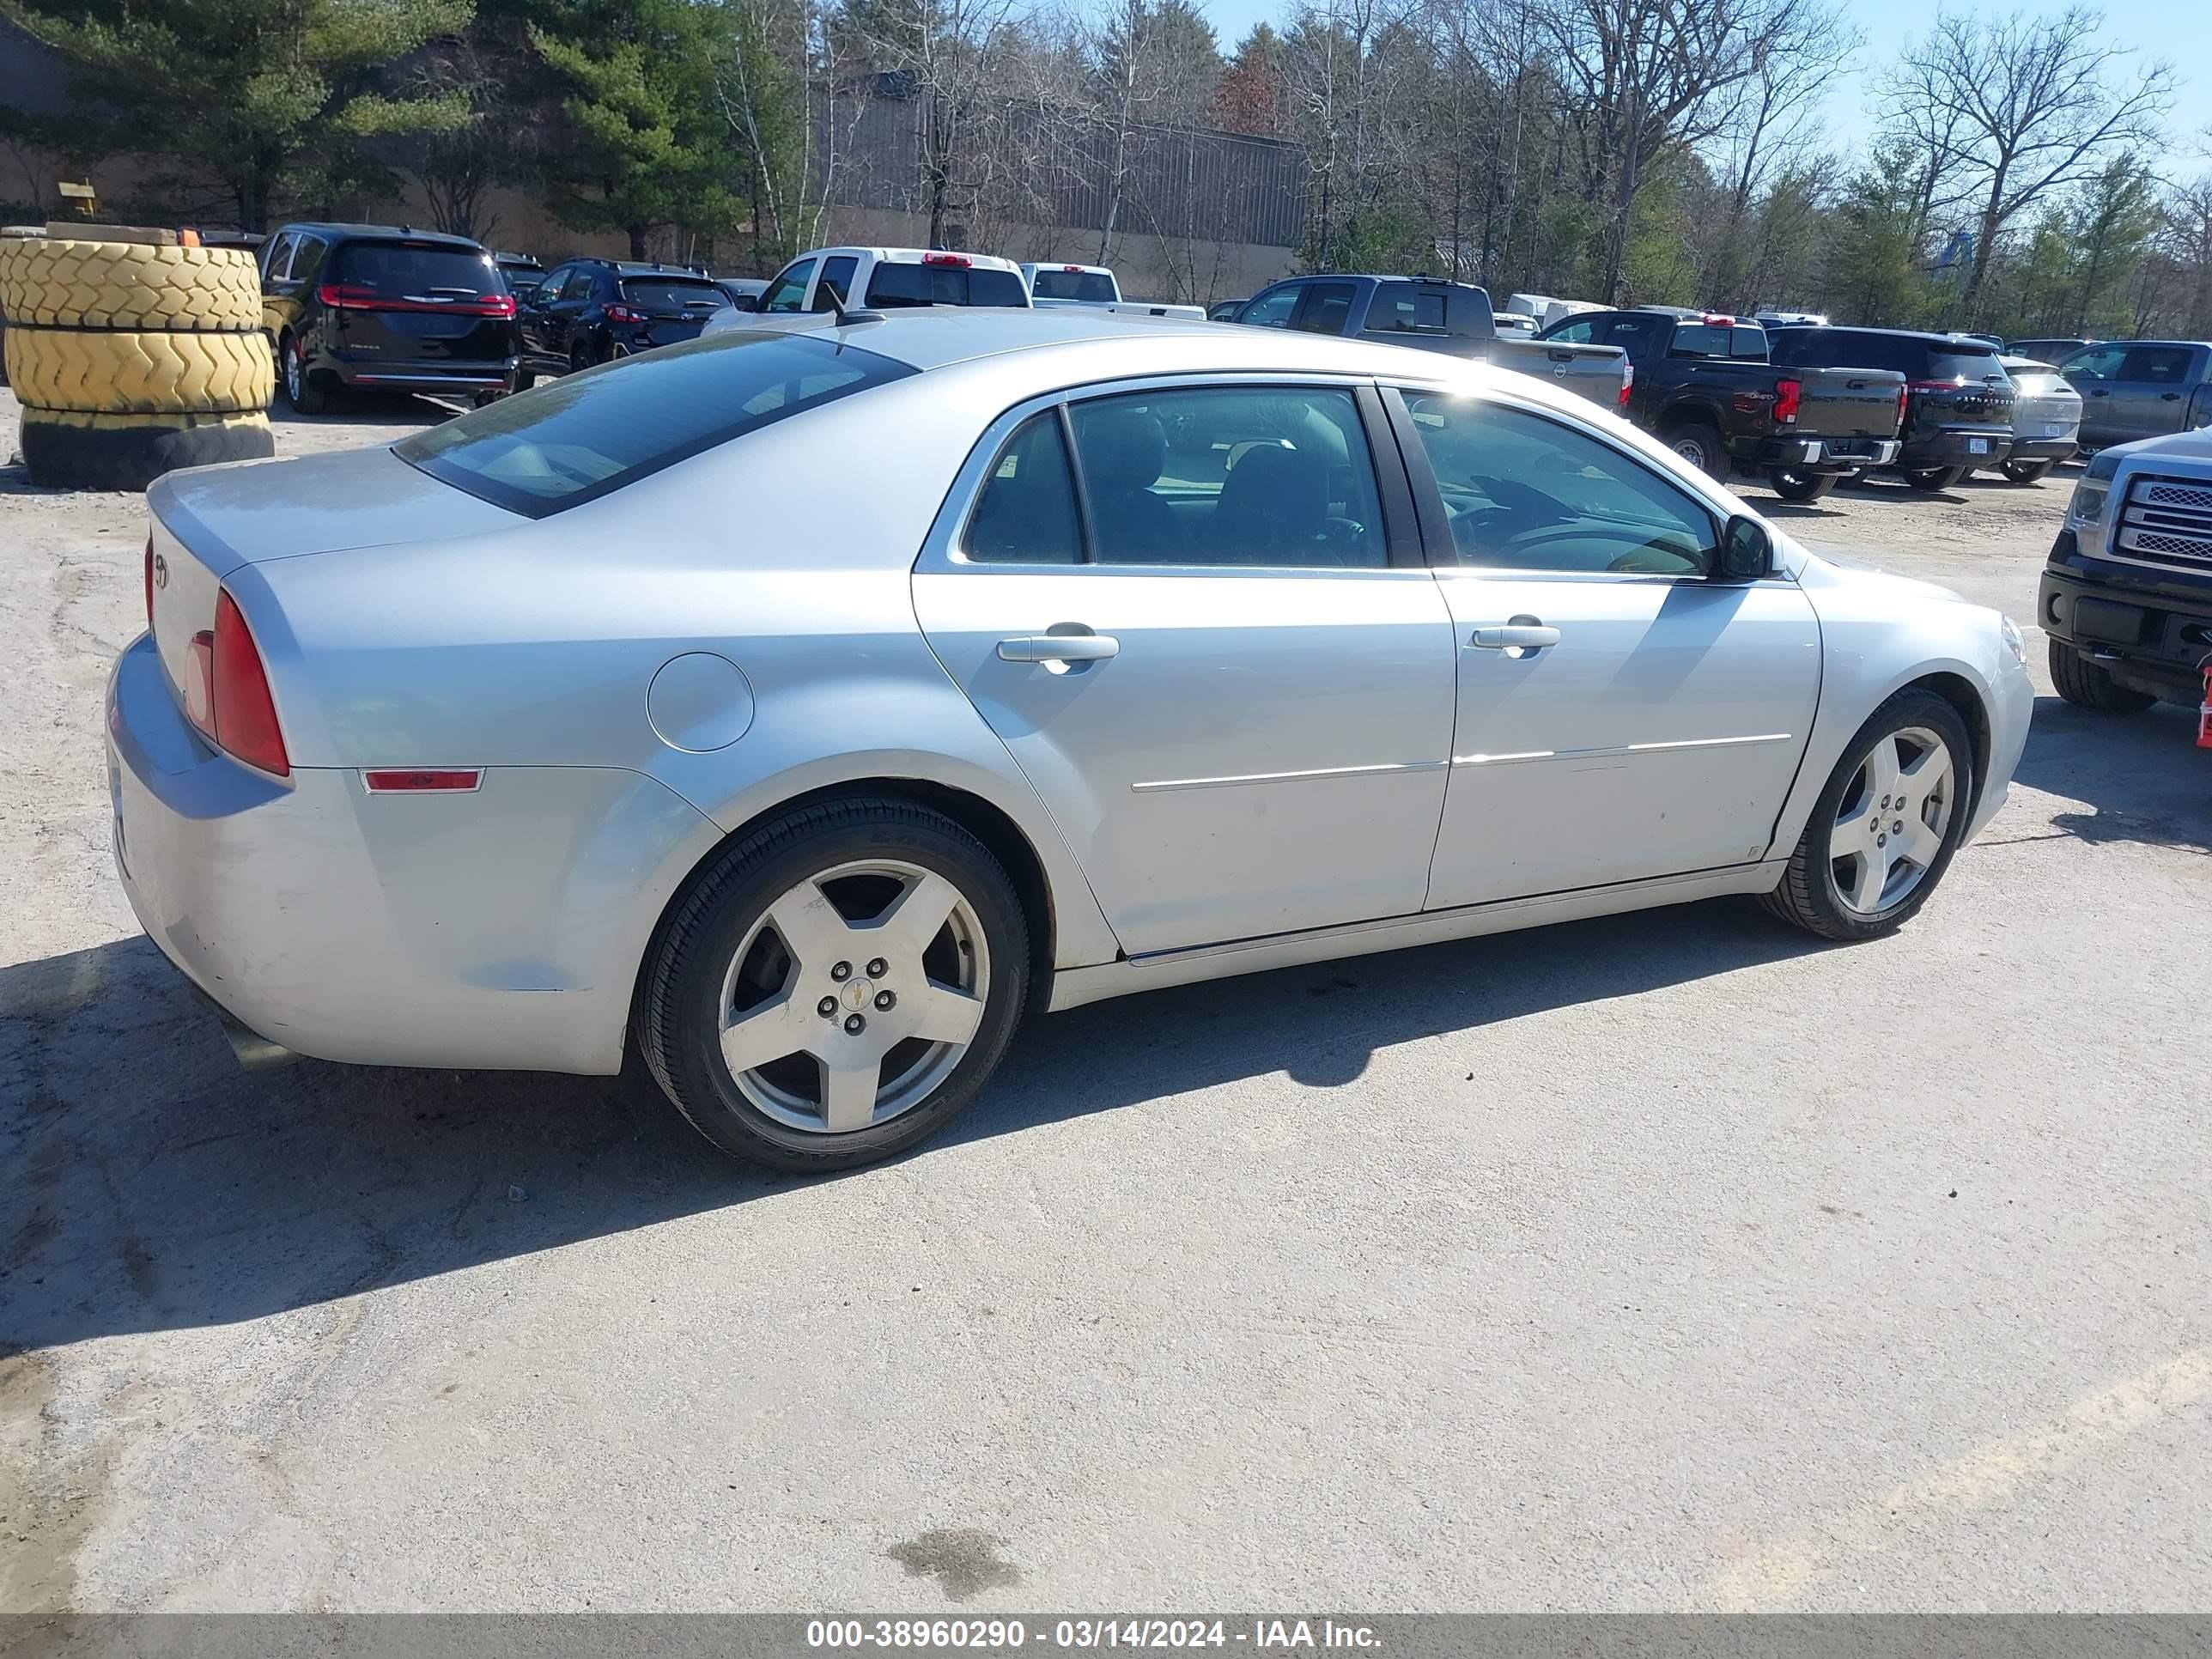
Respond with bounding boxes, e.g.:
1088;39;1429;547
1;227;275;490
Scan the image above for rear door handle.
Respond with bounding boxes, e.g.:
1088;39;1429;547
998;633;1120;663
1469;624;1560;650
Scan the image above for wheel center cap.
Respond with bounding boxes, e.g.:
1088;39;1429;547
841;979;873;1012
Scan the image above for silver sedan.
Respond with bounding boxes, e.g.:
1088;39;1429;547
109;310;2033;1170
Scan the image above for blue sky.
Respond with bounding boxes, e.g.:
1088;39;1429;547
1197;0;2208;170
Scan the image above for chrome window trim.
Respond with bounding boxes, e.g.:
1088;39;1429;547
916;369;1431;581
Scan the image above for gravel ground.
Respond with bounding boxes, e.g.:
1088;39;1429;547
3;386;2207;1614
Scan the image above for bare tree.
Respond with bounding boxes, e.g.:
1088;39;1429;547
1884;6;2174;312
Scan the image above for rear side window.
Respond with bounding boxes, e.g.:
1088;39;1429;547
1289;282;1357;335
333;241;499;301
1364;289;1449;337
1031;269;1116;301
1668;324;1732;357
396;332;915;517
618;277;724;313
963;413;1083;563
2124;346;2197;384
1730;325;1767;360
865;262;1028;307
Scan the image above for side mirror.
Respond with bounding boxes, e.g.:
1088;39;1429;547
1717;514;1773;581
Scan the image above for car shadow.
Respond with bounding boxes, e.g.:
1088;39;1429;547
2014;694;2210;854
3;897;1827;1353
1753;499;1848;521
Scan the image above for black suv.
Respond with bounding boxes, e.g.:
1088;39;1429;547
261;223;520;413
1766;327;2015;490
516;260;730;380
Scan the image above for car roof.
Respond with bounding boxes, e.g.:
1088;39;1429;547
1790;325;1995;346
274;222;484;248
809;246;1024;273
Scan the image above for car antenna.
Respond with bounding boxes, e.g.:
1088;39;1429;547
831;299;885;325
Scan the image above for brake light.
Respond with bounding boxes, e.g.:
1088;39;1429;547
1701;313;1736;326
1774;378;1802;423
1061;264;1084;272
210;589;289;777
1618;360;1634;408
318;283;515;319
604;302;647;324
143;536;154;630
922;252;972;267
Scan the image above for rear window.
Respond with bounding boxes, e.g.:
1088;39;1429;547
334;240;500;300
866;262;1028;307
1031;269;1116;301
619;276;725;313
1364;286;1486;338
1927;346;2002;382
395;332;915;517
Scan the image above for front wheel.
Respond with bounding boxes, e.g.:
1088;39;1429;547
635;797;1031;1172
1759;688;1973;941
2001;459;2054;484
2049;639;2156;713
1903;465;1965;492
1767;467;1837;502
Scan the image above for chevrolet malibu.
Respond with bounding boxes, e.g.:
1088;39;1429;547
110;311;2033;1170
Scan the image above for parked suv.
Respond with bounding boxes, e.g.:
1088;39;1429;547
1538;307;1903;501
1766;326;2015;490
2060;341;2212;451
262;223;519;414
517;259;730;380
2041;428;2212;712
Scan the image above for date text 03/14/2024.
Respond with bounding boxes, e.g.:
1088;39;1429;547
805;1619;1382;1650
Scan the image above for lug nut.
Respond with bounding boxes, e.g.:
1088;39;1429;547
830;961;852;981
866;957;888;979
1893;820;1904;834
817;996;837;1018
843;1013;866;1035
874;989;896;1011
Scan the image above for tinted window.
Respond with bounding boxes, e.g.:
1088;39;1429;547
1031;269;1116;301
1067;386;1385;568
397;332;914;517
963;413;1082;564
332;240;496;300
817;255;858;308
1238;285;1301;328
864;262;1027;307
1670;324;1736;357
1399;392;1716;575
289;236;329;283
1927;345;2002;382
2124;346;2197;384
1364;288;1450;337
760;258;815;313
1290;282;1357;335
1731;325;1767;360
1771;330;1905;374
1589;314;1667;356
619;277;724;313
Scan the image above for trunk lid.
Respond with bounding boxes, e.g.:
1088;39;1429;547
1790;367;1907;438
326;240;517;368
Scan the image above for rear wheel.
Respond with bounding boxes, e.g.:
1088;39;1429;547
1665;420;1728;479
1759;688;1972;942
1903;465;1965;492
569;340;594;374
1767;467;1837;502
281;332;330;415
2049;639;2157;713
636;797;1031;1172
2002;459;2054;484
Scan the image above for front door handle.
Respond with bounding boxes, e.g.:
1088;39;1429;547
1468;623;1560;651
998;633;1120;663
2161;392;2183;401
2089;388;2111;397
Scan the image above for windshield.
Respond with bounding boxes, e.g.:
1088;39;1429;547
866;263;1029;307
396;332;915;516
334;241;501;301
619;277;726;313
1030;269;1116;301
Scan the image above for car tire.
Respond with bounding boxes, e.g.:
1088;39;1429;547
514;369;536;392
636;796;1031;1173
1767;467;1837;502
19;406;273;490
2001;459;2054;484
1759;687;1974;942
1902;465;1965;492
280;332;330;415
569;341;595;374
2048;639;2157;713
1665;420;1728;478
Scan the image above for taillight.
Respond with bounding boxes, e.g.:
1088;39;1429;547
318;282;514;319
210;589;289;777
1905;378;1963;393
143;536;155;630
1618;360;1633;409
1898;383;1910;422
1774;378;1802;423
923;252;972;267
604;302;646;324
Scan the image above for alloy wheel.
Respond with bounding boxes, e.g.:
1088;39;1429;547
714;859;989;1133
284;339;304;403
1830;725;1955;915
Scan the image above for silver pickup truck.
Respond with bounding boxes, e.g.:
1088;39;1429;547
1229;275;1632;410
2059;340;2212;452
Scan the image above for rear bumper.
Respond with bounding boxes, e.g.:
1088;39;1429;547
2002;436;2078;464
1734;434;1900;472
1901;430;2013;470
106;634;713;1076
2040;544;2212;702
320;352;518;392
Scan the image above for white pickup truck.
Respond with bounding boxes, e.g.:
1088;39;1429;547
1020;263;1208;321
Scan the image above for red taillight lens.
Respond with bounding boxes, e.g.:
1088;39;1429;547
143;536;155;630
317;282;378;308
1774;378;1802;423
211;589;289;777
1618;361;1634;408
604;302;646;324
922;252;972;267
1061;264;1084;272
319;282;514;318
1898;383;1910;422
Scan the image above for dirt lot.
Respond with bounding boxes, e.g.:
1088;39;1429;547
3;387;2208;1613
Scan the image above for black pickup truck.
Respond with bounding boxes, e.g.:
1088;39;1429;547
1538;307;1905;501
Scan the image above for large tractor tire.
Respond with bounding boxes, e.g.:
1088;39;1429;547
17;408;274;491
0;237;261;331
3;324;272;415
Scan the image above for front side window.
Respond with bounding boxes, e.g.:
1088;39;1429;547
1399;392;1717;576
396;332;915;516
1066;386;1386;568
1545;317;1596;344
760;258;816;313
1237;284;1302;328
963;412;1083;564
2063;344;2127;381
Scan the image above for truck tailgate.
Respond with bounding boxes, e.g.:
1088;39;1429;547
1486;339;1630;410
1792;368;1906;439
